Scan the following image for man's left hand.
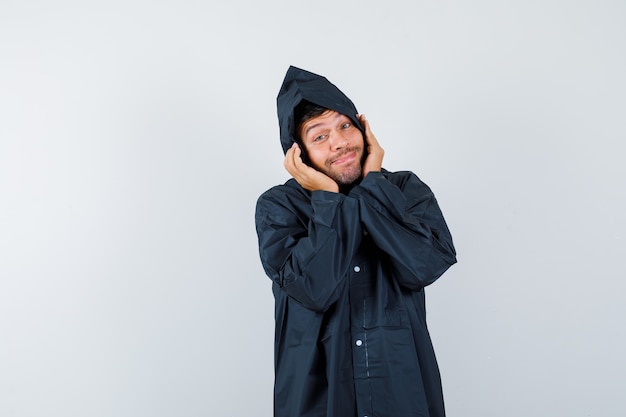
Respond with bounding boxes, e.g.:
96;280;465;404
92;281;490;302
359;114;384;177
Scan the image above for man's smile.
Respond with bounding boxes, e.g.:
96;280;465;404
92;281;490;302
331;152;356;165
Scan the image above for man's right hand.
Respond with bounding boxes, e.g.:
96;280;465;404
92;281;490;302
284;143;339;193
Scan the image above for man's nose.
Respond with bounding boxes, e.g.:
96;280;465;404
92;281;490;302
330;131;349;149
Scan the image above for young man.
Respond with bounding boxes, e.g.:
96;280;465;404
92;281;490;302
255;66;457;417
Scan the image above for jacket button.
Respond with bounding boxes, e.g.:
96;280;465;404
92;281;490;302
353;265;361;272
355;339;363;347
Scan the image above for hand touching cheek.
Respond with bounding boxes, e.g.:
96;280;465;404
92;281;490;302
359;114;384;177
284;143;339;193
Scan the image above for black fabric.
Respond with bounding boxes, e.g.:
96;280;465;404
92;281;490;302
256;66;457;417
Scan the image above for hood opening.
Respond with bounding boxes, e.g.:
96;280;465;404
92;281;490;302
277;66;364;155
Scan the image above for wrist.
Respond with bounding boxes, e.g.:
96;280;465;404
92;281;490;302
322;182;339;193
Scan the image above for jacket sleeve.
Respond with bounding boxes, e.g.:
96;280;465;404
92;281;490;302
349;171;456;290
255;186;363;312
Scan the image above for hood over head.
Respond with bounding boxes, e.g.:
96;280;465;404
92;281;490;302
277;66;364;154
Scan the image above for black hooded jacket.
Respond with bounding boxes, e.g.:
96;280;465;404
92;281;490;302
256;66;457;417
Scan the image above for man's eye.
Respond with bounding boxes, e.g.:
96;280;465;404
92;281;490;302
314;134;327;142
341;123;352;129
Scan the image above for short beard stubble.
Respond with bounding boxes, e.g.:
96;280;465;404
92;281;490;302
321;145;364;187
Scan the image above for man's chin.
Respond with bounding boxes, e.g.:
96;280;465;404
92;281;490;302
332;167;362;187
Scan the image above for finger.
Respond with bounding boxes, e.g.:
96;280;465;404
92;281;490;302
294;143;311;171
284;146;292;166
291;143;303;168
358;113;369;128
358;113;371;135
291;142;302;163
289;144;311;180
284;144;297;174
360;115;380;147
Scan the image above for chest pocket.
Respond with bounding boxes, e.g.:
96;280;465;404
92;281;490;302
363;297;408;329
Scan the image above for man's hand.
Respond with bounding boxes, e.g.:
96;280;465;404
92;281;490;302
284;143;339;193
359;114;384;177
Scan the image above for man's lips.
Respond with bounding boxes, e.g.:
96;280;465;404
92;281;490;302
331;151;357;165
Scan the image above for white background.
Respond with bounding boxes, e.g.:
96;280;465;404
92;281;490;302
1;1;625;416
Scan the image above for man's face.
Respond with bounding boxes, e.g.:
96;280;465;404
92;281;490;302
299;110;365;186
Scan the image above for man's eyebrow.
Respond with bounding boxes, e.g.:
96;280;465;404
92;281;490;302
304;122;323;137
303;113;344;137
